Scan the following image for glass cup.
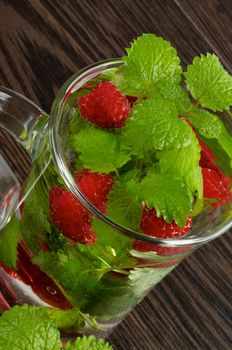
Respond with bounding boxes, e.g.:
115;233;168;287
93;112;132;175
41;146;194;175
0;60;232;337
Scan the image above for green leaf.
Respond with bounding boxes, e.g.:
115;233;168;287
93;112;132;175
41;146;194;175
128;266;175;296
187;109;224;139
47;308;104;334
72;126;131;173
218;126;232;161
80;181;140;268
84;276;139;319
91;218;134;267
65;336;113;350
139;171;193;226
158;143;203;197
0;305;60;350
100;67;124;86
20;173;51;254
33;247;108;309
158;81;192;115
198;136;232;176
120;34;182;96
106;181;142;230
185;54;232;111
187;109;232;167
47;308;85;333
122;98;196;158
129;249;191;262
0;215;20;267
77;191;136;267
69;110;92;138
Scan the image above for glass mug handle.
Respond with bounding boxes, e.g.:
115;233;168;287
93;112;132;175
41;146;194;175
0;87;46;229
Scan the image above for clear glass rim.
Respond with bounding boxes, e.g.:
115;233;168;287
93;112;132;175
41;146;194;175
49;59;232;247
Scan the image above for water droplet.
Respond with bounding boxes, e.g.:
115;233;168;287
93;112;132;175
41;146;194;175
46;286;57;295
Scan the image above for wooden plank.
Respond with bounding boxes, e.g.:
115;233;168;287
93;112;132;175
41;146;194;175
176;0;232;71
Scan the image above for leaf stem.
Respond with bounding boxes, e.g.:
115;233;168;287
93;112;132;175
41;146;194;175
226;110;232;118
186;100;201;114
114;168;121;179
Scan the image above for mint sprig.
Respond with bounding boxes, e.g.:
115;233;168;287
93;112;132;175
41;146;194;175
185;53;232;111
119;33;182;96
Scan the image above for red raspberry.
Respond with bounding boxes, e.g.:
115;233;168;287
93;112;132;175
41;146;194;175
0;241;72;309
185;119;232;204
75;169;114;213
78;81;130;128
199;140;216;169
140;207;192;239
202;168;232;206
17;243;72;309
132;208;192;267
49;187;96;244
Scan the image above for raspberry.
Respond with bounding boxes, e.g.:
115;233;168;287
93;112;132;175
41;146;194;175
185;119;232;205
49;187;96;244
202;168;232;206
17;243;72;309
198;139;217;170
132;208;192;267
140;207;192;239
75;169;114;213
78;81;130;128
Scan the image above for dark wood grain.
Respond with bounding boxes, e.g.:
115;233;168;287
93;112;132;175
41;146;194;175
0;1;232;349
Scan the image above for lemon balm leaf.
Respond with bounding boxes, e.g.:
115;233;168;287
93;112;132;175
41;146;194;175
158;81;192;115
120;34;182;96
185;54;232;111
139;171;193;226
65;336;113;350
106;181;142;230
0;215;20;267
128;266;175;296
187;109;223;139
71;126;131;173
187;109;232;164
0;305;61;350
158;144;203;198
122;98;196;157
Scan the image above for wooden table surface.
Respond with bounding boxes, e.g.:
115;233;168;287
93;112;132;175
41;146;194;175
0;1;232;349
